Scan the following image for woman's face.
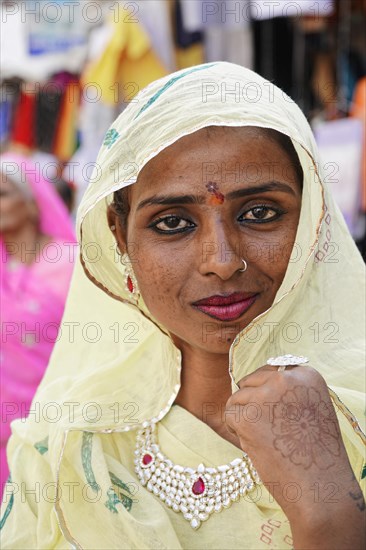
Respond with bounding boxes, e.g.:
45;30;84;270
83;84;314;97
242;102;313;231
0;173;37;234
114;127;302;355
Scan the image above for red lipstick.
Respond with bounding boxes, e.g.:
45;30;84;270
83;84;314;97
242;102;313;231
192;292;258;321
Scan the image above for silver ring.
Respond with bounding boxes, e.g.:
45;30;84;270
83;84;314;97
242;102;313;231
238;259;248;273
267;354;309;367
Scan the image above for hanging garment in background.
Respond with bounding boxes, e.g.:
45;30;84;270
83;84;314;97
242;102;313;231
52;74;81;162
0;1;93;81
35;87;63;153
168;0;203;69
135;0;176;71
204;26;253;67
10;91;36;149
63;100;117;217
174;0;203;49
350;77;366;213
82;7;167;106
251;0;334;20
314;117;364;237
179;0;253;68
0;101;12;145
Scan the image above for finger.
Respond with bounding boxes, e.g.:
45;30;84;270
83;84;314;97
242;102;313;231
227;385;266;411
236;363;301;389
225;387;271;430
236;366;279;389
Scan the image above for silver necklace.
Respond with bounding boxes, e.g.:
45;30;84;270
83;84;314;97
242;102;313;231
134;422;261;530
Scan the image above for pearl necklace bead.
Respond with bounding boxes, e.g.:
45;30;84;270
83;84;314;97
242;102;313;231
134;423;261;530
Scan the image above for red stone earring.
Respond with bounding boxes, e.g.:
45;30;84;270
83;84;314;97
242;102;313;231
122;254;140;301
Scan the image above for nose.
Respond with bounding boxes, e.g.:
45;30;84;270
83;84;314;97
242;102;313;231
199;220;244;280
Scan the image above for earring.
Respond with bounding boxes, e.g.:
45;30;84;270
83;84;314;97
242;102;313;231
122;253;140;300
238;259;248;273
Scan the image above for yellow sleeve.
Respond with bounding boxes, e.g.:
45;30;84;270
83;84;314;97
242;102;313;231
329;386;366;495
0;431;66;549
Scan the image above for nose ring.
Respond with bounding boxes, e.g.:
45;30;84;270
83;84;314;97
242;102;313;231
238;259;248;272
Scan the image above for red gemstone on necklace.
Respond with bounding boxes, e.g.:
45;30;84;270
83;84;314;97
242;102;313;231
142;453;153;466
192;477;205;495
127;275;134;293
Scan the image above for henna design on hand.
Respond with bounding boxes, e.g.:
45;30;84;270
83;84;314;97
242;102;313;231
349;490;366;512
271;385;341;469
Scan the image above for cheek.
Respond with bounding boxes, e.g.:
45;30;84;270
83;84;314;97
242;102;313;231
244;222;299;285
132;246;185;314
0;197;29;227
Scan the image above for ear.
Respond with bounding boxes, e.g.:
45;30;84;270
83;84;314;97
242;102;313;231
107;204;127;255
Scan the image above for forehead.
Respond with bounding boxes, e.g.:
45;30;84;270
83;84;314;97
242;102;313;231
134;126;299;193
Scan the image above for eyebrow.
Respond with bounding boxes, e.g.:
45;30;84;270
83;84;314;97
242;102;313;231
136;181;296;210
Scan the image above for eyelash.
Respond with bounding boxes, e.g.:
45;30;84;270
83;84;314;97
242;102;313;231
238;204;285;224
148;205;285;234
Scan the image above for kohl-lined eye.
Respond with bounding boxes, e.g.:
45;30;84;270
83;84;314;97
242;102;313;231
149;215;195;234
238;205;284;223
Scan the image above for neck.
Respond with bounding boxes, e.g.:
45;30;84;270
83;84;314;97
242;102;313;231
2;223;47;264
174;343;241;448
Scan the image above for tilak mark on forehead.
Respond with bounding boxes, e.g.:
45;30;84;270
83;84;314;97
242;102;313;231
205;182;225;205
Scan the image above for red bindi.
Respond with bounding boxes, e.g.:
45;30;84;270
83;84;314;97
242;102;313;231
205;181;225;205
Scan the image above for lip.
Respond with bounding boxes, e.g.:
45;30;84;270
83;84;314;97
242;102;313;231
192;292;258;321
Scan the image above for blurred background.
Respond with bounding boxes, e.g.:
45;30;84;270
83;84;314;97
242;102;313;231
0;0;365;496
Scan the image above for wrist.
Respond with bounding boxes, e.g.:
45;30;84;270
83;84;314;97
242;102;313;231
288;500;365;550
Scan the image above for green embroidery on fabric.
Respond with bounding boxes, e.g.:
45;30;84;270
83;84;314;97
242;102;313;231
361;464;366;480
103;128;120;149
34;436;49;455
104;472;134;513
81;432;100;493
135;63;218;119
0;476;14;530
105;487;121;513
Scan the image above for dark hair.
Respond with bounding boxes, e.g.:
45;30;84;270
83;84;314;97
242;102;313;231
112;127;303;229
260;128;304;188
113;186;130;230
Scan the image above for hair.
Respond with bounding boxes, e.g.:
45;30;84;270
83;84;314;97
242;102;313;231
112;127;303;229
113;185;130;230
260;128;304;188
52;177;75;213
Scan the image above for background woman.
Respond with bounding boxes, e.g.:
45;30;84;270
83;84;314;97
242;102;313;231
0;153;75;495
1;63;365;548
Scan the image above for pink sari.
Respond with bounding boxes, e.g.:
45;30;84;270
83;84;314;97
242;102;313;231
0;153;76;494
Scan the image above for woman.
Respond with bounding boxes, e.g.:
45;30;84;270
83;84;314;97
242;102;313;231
0;153;75;495
1;63;365;548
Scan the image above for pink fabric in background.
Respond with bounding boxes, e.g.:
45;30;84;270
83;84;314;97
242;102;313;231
0;153;76;495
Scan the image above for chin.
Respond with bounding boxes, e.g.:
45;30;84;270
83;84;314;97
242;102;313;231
193;326;243;354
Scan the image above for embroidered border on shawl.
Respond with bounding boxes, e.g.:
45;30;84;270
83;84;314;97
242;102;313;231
0;477;14;530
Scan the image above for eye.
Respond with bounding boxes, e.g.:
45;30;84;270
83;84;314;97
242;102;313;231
149;215;195;234
239;205;284;223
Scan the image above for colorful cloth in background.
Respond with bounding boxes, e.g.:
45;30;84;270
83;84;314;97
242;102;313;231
0;153;76;495
10;91;36;149
4;74;80;163
52;76;81;162
314;117;364;236
82;9;167;105
0;101;12;144
35;88;63;153
350;77;366;212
